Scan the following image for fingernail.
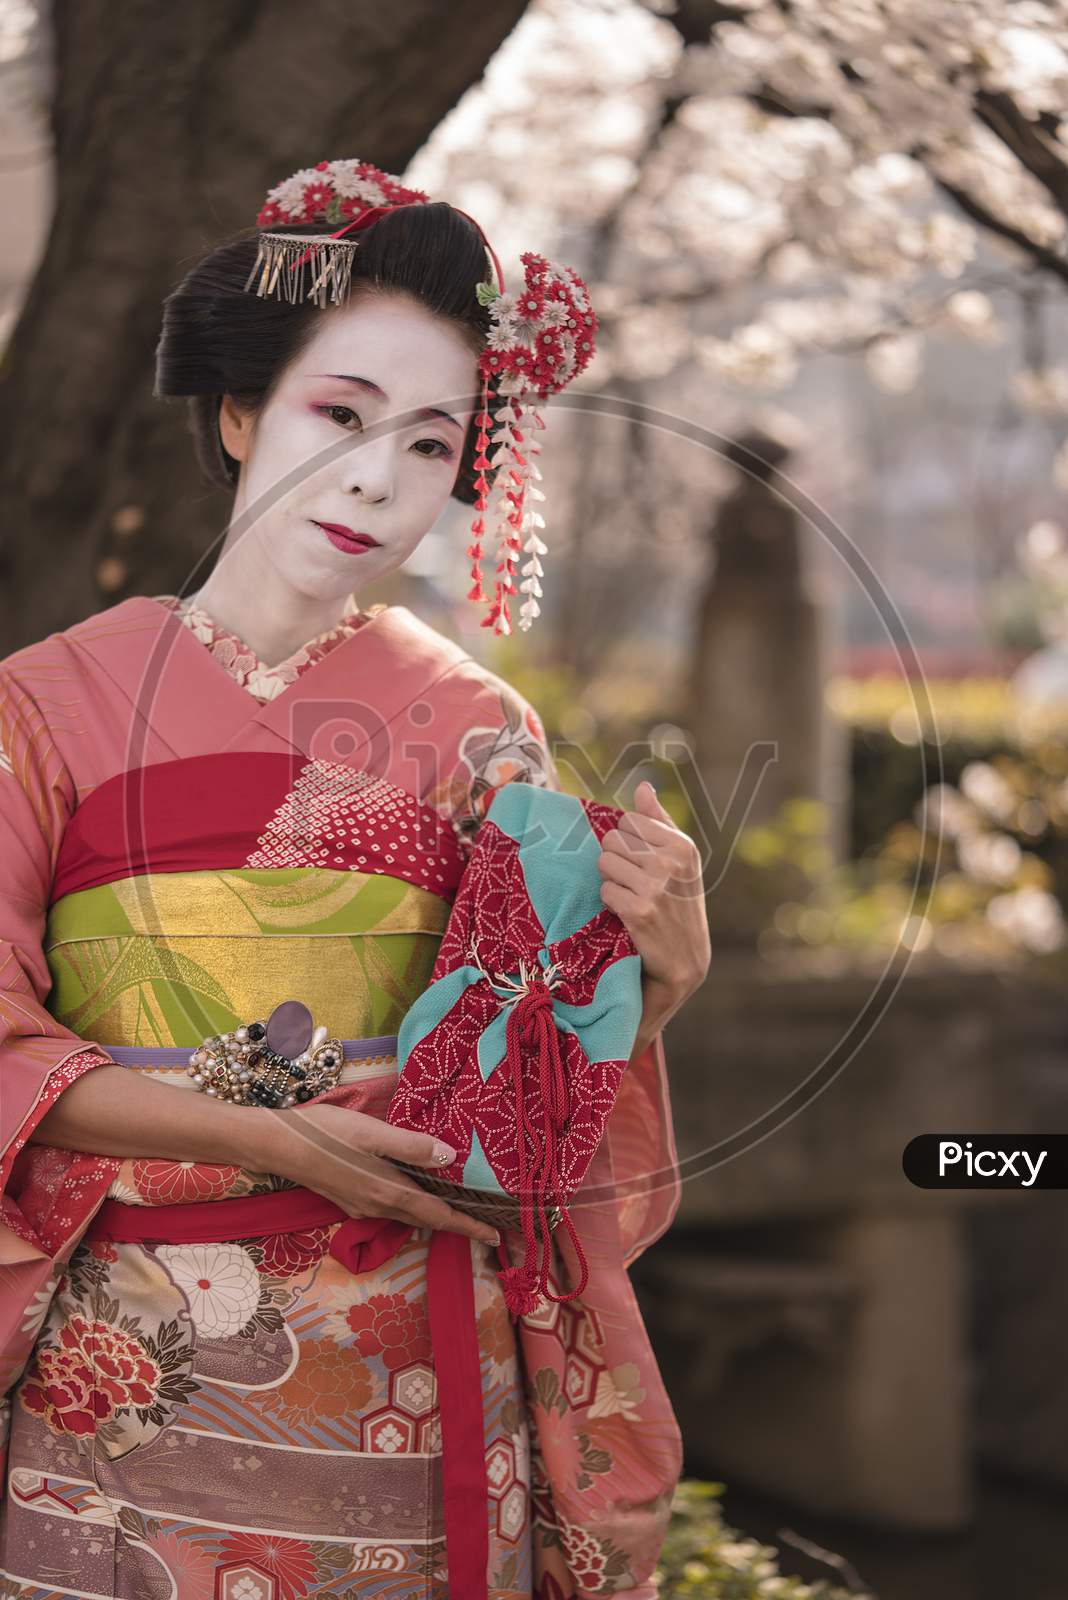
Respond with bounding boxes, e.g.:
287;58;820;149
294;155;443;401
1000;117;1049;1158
488;1230;501;1247
433;1141;457;1165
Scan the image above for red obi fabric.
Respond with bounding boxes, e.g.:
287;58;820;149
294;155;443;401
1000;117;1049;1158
50;751;465;903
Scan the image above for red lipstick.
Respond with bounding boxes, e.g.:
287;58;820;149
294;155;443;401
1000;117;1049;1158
312;521;381;554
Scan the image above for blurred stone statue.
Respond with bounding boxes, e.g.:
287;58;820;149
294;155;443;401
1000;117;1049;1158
683;424;847;935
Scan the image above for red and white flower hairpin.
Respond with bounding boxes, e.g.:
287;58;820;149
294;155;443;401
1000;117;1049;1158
469;255;597;634
244;157;599;636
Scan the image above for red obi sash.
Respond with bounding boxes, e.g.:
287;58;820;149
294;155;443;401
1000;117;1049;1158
84;1186;495;1599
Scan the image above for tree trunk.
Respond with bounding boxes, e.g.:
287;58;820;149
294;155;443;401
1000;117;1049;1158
0;0;530;651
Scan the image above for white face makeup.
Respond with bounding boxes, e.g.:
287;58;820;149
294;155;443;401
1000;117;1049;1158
215;288;478;614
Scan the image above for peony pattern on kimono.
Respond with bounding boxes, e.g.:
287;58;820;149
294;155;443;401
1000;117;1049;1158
18;1249;198;1462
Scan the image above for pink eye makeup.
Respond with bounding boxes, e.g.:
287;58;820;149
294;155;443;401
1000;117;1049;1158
313;402;455;461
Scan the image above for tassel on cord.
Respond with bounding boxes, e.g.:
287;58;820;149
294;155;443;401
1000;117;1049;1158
494;979;590;1318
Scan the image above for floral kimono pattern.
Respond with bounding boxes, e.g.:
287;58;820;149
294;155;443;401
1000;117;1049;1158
0;596;682;1599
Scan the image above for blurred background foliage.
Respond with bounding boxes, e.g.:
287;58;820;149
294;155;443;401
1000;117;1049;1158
498;647;1068;972
655;1482;872;1600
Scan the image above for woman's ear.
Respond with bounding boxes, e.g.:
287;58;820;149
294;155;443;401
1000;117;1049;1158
218;394;255;463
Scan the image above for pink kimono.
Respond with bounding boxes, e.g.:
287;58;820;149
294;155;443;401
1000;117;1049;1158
0;595;682;1599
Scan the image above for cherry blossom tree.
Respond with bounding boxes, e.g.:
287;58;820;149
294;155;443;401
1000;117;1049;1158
651;0;1068;387
417;0;1068;665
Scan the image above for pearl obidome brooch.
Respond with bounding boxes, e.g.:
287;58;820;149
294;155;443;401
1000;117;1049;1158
186;999;345;1108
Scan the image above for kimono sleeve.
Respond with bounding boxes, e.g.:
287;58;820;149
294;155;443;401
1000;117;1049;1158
428;658;681;1265
0;665;117;1393
429;661;562;865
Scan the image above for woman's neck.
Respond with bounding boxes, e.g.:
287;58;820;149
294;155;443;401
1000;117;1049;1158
188;567;360;669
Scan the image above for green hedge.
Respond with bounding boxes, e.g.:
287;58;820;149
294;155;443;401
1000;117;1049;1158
656;1481;870;1598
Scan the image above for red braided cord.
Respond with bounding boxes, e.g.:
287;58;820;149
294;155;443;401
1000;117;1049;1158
506;993;543;1289
532;1001;589;1302
501;980;590;1308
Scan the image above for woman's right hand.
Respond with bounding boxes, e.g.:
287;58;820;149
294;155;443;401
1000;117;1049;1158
258;1103;500;1248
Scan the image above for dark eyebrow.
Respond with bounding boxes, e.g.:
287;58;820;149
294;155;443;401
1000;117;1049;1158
312;372;464;433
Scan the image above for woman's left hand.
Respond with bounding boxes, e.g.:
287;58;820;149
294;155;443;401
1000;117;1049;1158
597;780;710;1031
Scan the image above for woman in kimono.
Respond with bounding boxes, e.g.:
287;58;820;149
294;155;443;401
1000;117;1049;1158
0;166;709;1599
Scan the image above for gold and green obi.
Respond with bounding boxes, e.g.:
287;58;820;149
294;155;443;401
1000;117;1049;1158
45;865;451;1053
